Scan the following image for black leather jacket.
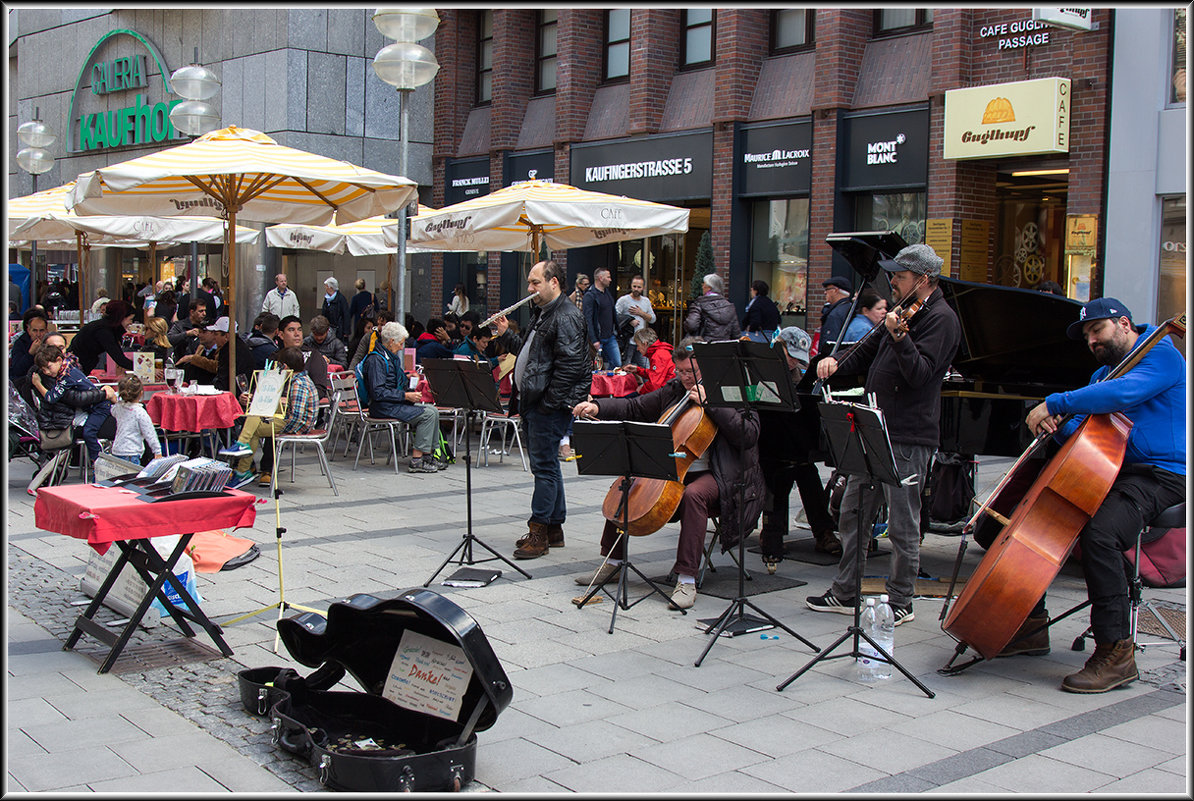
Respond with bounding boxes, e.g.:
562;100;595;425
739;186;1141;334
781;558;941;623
684;293;741;341
516;292;590;413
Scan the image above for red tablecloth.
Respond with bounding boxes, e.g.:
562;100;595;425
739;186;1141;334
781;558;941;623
146;391;243;431
590;372;638;398
328;363;345;373
34;483;257;555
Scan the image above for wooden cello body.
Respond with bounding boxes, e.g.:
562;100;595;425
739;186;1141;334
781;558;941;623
941;411;1132;660
601;397;717;536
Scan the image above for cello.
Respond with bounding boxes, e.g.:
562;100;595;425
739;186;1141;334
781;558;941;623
941;312;1186;664
600;392;717;537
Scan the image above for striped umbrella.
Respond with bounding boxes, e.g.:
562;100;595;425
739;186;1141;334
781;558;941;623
67;125;418;382
408;179;690;254
8;181;259;320
264;206;438;257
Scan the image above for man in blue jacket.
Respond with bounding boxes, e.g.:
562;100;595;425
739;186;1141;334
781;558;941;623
583;268;621;368
1015;298;1185;693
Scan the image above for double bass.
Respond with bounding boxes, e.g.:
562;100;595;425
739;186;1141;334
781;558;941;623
600;392;716;536
941;313;1185;663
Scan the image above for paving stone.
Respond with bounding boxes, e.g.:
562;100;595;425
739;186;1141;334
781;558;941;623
515;688;635;728
633;731;771;779
678;682;807;723
9;745;141;792
87;765;231;793
709;713;843;758
1093;769;1190;794
606;700;735;742
534;718;660;762
1035;732;1173;778
818;728;959;775
543;753;684;793
7;696;69;728
741;748;889;792
473;737;576;786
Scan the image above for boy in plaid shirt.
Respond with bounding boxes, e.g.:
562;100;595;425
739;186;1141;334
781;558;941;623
220;346;319;488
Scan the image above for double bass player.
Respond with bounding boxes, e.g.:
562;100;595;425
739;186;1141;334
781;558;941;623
571;336;764;610
1014;298;1185;693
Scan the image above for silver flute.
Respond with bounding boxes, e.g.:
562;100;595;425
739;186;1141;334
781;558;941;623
480;291;539;328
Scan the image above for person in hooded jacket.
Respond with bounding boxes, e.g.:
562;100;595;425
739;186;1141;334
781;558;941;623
684;273;741;341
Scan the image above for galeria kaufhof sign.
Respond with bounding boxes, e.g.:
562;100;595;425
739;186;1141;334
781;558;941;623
68;29;188;154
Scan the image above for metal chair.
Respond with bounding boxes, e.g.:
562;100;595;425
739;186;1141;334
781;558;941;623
477;411;527;471
327;372;360;459
353;411;411;474
273;394;340;496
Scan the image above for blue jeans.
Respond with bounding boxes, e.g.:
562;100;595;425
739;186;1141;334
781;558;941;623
80;400;113;463
597;334;622;368
522;405;572;525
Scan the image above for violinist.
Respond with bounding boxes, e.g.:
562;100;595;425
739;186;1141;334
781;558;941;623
571;336;764;610
806;244;960;626
1016;298;1185;693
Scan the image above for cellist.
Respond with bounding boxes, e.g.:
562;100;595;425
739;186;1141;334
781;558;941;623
806;244;961;627
1010;298;1185;694
571;336;764;610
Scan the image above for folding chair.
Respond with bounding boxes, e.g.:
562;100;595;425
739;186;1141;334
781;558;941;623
478;410;527;471
274;394;340;496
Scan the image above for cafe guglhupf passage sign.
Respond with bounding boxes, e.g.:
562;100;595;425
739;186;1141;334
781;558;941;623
67;29;188;154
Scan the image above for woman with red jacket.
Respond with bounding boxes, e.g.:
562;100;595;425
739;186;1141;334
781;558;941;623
624;327;675;395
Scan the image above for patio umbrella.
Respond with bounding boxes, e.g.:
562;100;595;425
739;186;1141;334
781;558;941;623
408;179;690;254
67;125;417;382
9;181;259;321
264;206;438;257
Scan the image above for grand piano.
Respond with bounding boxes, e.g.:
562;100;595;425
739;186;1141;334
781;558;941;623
816;231;1099;457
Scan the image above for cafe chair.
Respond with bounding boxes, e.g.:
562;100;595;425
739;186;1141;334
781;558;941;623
274;394;340;496
327;372;360;459
478;411;527;471
353;411;412;475
1070;501;1186;660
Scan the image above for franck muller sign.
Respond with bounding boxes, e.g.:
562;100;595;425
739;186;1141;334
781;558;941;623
444;157;491;204
739;120;812;197
570;131;712;202
839;108;929;191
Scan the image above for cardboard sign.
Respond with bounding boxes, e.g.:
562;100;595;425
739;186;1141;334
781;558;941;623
246;369;290;418
382;629;474;722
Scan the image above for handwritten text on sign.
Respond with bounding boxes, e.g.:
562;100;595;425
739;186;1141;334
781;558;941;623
383;629;474;721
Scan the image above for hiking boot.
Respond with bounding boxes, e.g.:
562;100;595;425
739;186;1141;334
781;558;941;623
513;521;550;559
1061;639;1138;693
670;581;697;610
408;457;438;474
814;529;843;556
998;615;1051;657
806;590;855;614
518;523;565;550
574;562;620;586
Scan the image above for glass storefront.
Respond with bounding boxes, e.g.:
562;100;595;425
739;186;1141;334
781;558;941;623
751;198;811;328
1157;196;1186;324
853;192;927;246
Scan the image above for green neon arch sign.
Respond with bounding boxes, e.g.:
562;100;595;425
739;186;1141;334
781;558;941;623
66;29;187;154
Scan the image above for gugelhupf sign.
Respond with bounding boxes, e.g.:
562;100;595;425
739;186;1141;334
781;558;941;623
943;77;1071;160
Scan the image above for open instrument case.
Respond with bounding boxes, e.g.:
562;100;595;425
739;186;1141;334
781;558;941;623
237;589;512;792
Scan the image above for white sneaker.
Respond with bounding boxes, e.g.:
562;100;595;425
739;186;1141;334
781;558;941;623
574;562;620;586
670;581;697;610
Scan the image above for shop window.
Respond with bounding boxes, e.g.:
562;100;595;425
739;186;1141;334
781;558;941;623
537;10;558;94
477;10;494;104
1158;196;1186;324
874;9;933;36
854;192;927;247
751;198;811;322
772;9;815;53
605;9;631;82
1172;8;1186;105
682;9;715;68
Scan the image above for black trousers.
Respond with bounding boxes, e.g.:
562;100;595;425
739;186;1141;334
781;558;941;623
759;458;835;557
1036;464;1185;643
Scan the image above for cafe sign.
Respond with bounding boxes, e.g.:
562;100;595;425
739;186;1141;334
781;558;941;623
67;29;186;154
943;77;1070;160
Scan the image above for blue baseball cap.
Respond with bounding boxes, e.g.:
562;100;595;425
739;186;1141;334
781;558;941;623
1066;297;1133;340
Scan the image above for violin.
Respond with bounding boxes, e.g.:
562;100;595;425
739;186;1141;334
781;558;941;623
600;390;717;536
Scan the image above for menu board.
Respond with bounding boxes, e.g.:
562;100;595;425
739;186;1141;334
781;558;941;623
959;220;990;283
134;352;156;384
924;219;954;278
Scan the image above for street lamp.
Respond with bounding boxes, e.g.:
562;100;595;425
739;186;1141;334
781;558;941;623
373;7;440;325
169;49;222;136
17;109;57;303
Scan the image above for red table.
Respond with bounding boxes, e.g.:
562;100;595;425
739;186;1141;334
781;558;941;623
590;372;639;398
147;390;243;432
35;483;257;672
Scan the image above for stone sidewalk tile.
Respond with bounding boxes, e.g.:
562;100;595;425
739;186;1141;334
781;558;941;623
740;748;889;792
120;705;221;738
583;670;707;708
1035;732;1176;777
949;693;1081;731
661;654;772;693
570;647;678;680
1154;755;1188;775
542;752;685;793
709;712;844;758
1093;768;1189;794
969;753;1117;793
633;731;773;779
677;682;809;723
926;775;1015;794
891;707;1022;751
669;769;792;794
782;694;914;737
9;745;141;792
818;727;960;775
489;775;571;794
85;766;232;793
606;699;736;742
6;728;48;757
473;737;576;786
532;718;660;763
5;670;95;701
514;687;635;728
507;661;616;698
8;696;69;728
42;686;172;721
551;625;656;654
478;707;561;746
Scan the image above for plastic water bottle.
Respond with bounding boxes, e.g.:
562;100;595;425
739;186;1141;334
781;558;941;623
857;598;880;681
873;594;895;680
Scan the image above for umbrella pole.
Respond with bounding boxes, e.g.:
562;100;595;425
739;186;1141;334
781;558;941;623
77;232;86;322
227;209;237;389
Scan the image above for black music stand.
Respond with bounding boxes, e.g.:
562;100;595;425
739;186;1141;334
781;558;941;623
571;419;682;633
690;340;820;667
776;400;935;697
420;358;532;585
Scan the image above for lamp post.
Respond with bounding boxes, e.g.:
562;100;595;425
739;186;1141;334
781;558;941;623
169;50;221;304
17;109;56;308
373;7;440;325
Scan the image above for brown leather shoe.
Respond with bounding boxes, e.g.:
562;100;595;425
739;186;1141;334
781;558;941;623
997;615;1051;657
517;523;564;550
814;530;843;556
514;521;551;559
1061;639;1138;693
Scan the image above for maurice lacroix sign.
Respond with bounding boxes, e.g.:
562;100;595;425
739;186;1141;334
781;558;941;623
739;120;812;197
68;29;188;154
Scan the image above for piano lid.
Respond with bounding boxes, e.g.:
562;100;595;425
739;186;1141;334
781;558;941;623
937;276;1097;389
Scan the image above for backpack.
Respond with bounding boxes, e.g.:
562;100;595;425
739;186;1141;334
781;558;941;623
355;350;377;406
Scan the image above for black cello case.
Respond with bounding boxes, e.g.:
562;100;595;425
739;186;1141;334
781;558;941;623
257;589;512;792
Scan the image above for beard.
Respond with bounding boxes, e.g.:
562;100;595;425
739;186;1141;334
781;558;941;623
1092;337;1130;367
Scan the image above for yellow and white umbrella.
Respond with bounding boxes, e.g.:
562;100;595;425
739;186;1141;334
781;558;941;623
408;179;690;254
8;181;259;319
67;125;418;382
264;206;438;257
